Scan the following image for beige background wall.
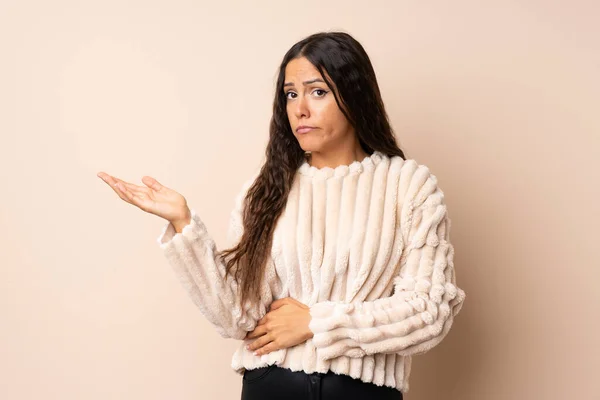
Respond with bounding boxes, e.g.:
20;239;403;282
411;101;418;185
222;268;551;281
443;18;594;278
1;1;598;399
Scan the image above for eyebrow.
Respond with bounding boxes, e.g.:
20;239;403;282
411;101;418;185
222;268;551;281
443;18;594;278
283;78;325;87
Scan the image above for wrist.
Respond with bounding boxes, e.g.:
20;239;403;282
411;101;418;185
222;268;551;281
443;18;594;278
172;208;191;233
305;311;314;340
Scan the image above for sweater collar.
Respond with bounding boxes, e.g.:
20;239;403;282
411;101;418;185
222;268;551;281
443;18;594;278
297;150;385;179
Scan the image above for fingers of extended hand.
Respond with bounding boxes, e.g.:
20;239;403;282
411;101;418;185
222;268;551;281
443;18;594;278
141;176;163;192
98;173;148;203
98;173;123;191
99;174;130;202
114;182;136;203
110;176;148;195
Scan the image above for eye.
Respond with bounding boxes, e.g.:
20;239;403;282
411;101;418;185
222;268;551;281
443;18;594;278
284;89;328;100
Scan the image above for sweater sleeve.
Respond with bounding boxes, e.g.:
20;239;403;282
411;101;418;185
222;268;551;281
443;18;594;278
156;174;271;340
308;185;466;360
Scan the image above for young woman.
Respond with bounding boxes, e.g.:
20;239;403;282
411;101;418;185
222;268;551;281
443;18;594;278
98;31;466;400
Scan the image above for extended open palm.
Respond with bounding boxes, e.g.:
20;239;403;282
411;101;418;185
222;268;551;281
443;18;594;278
97;172;191;228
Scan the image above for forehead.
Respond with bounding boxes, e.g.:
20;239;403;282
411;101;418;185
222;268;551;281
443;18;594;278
284;57;323;80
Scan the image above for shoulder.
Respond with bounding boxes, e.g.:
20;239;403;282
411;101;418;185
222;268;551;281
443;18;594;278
388;156;446;211
388;157;450;243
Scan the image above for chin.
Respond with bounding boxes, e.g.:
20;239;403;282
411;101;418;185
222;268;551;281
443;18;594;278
295;139;321;153
299;146;321;154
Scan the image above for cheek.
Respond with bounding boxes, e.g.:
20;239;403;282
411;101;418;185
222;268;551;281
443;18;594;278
319;102;348;133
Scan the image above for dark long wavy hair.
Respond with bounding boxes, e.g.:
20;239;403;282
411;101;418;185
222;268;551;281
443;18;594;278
217;31;406;309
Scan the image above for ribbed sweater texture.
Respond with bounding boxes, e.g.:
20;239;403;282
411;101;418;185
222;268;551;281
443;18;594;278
157;151;466;393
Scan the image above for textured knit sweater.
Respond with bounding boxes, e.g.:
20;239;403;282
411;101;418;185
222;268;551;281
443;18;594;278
157;151;466;393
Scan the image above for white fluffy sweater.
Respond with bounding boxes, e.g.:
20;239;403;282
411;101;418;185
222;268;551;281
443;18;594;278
157;151;466;393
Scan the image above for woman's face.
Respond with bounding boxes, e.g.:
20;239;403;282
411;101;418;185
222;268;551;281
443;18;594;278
283;57;355;154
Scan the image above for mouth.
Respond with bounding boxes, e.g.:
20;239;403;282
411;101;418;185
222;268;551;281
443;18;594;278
296;126;316;134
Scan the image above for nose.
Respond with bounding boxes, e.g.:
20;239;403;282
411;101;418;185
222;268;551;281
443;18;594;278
293;93;310;120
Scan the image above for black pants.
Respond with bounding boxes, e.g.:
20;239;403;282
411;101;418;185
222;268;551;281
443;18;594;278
241;364;403;400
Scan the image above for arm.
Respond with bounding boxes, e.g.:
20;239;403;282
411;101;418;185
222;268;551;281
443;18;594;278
308;184;466;360
157;174;272;339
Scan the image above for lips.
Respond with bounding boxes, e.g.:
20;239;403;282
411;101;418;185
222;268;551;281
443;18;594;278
296;126;315;134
